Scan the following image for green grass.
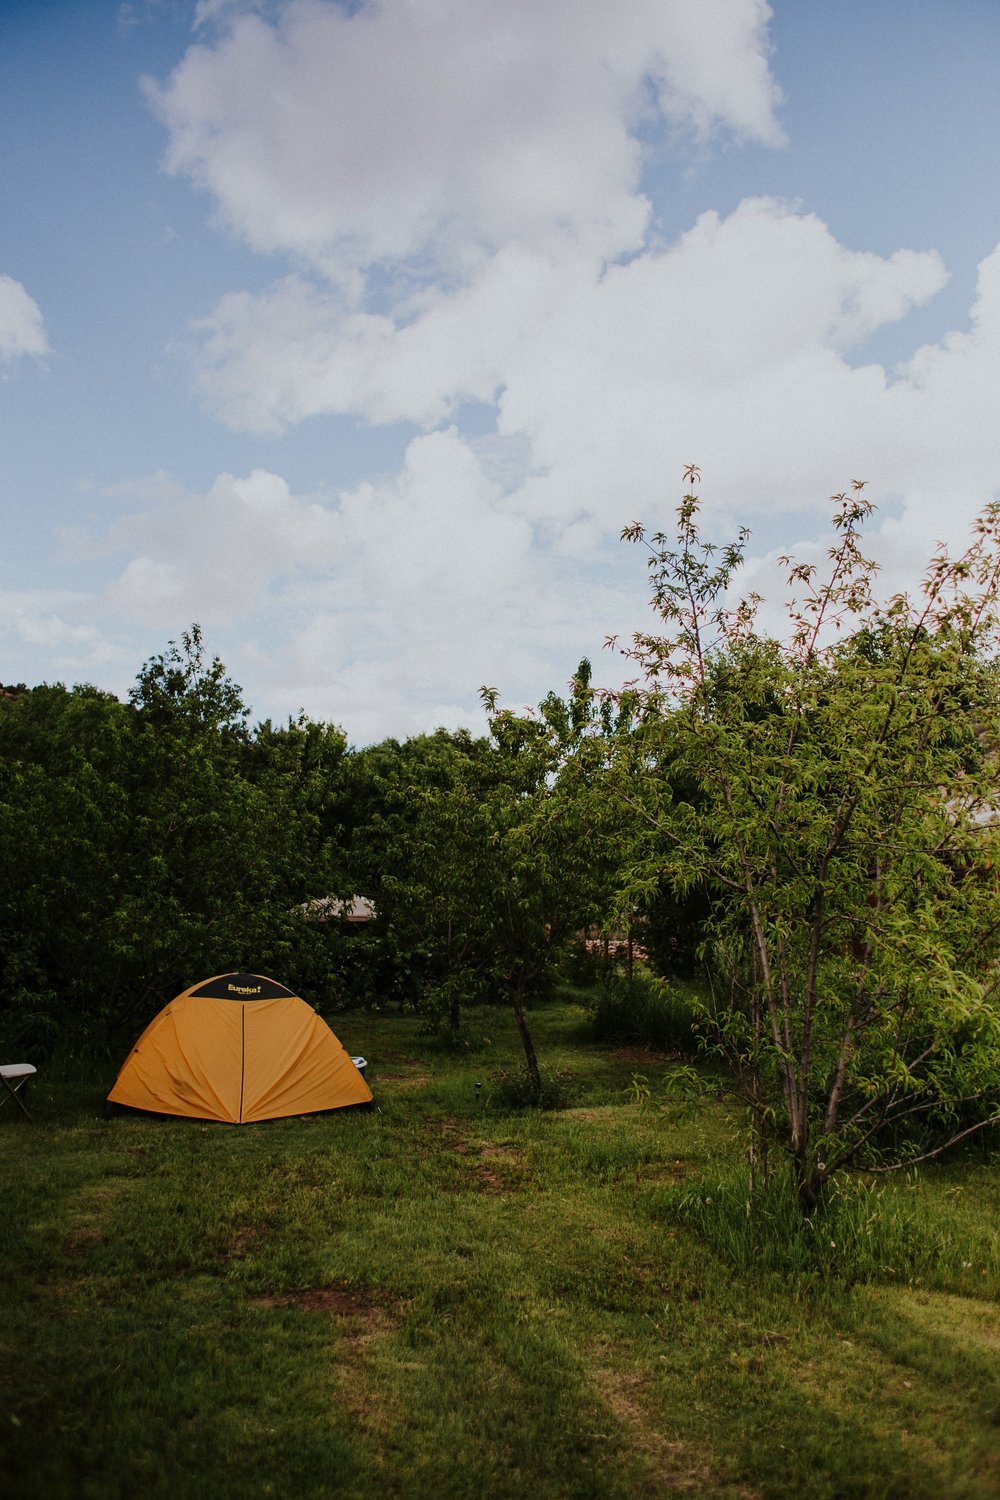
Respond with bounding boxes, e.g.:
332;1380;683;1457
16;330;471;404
3;1002;1000;1499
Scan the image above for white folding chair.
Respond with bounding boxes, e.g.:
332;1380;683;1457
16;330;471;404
0;1064;37;1119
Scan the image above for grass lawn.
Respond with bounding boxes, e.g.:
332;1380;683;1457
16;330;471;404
2;1000;999;1500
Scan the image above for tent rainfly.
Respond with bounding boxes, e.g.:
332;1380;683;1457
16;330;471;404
107;972;372;1123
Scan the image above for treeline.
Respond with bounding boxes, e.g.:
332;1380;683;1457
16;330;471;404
0;629;640;1071
1;629;349;1057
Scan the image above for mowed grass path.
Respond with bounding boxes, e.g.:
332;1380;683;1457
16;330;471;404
2;1003;999;1500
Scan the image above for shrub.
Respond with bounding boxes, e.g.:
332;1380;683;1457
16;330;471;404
484;1063;576;1111
585;970;701;1054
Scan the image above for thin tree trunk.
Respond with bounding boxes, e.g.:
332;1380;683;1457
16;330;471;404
747;1112;769;1213
509;978;542;1093
795;1155;822;1214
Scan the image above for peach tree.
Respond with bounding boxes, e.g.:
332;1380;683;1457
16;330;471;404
614;471;1000;1211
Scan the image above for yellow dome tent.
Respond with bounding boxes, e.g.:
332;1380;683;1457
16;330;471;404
107;972;372;1123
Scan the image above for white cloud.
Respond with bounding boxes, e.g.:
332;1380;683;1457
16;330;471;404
0;590;91;647
190;245;576;432
149;0;782;290
43;431;646;737
187;197;950;536
192;0;267;27
49;439;519;710
0;588;123;694
92;468;343;626
128;0;1000;738
0;274;48;364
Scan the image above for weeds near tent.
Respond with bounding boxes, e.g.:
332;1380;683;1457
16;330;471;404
3;1002;1000;1500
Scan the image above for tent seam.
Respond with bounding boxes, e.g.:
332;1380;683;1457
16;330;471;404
239;1003;246;1124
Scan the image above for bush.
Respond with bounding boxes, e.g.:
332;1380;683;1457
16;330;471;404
585;970;701;1054
484;1063;576;1111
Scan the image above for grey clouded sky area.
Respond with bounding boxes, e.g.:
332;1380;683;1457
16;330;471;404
4;0;1000;741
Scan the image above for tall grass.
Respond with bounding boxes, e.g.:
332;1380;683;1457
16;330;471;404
659;1167;1000;1295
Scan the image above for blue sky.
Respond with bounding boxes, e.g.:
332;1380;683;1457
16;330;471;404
4;0;1000;741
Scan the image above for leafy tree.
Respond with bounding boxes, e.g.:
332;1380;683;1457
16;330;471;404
614;471;1000;1211
337;730;489;1018
246;712;353;999
0;683;134;1053
475;663;626;1087
0;631;353;1057
120;629;274;1011
128;624;248;735
121;629;356;1021
343;678;621;1083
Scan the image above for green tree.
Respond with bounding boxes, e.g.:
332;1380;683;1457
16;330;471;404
0;683;134;1053
121;628;272;1011
0;631;353;1058
476;662;625;1087
247;712;353;1000
343;676;620;1083
339;729;489;1019
615;472;1000;1211
122;629;352;1020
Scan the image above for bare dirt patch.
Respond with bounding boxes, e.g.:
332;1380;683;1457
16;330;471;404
373;1054;432;1088
376;1071;432;1088
477;1169;507;1194
610;1046;673;1065
473;1145;529;1194
230;1224;268;1258
64;1225;103;1256
259;1287;360;1313
254;1283;397;1329
440;1125;532;1194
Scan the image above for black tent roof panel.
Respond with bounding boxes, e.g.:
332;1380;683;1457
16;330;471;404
190;973;297;1001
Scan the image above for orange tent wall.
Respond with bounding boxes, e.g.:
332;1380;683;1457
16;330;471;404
107;979;372;1123
241;997;371;1122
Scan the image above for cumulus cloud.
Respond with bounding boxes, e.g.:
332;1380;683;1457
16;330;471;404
0;589;92;647
127;0;1000;736
188;198;949;535
491;199;951;527
54;434;632;736
190;245;573;432
90;468;343;626
0;586;125;699
149;2;957;554
0;274;49;364
149;0;782;289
